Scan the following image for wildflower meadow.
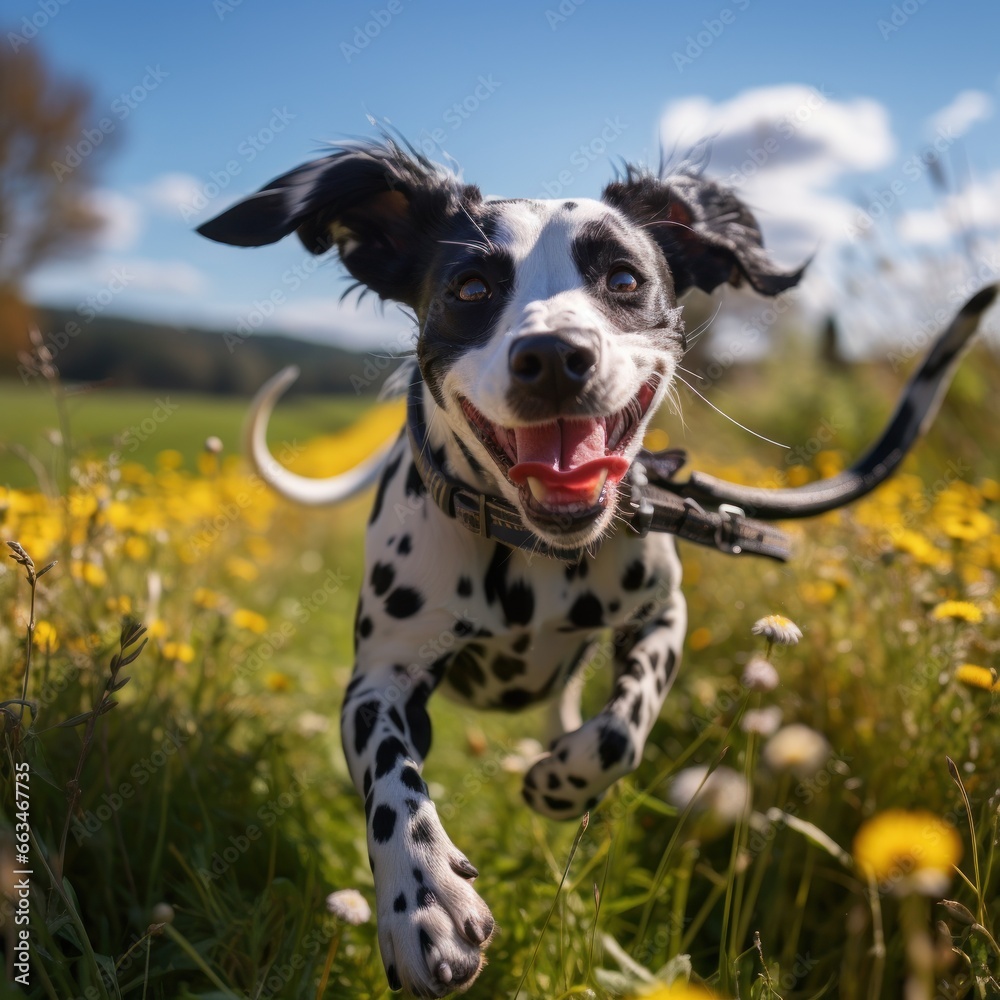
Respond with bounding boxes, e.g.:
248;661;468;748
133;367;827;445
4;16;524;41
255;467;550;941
1;340;999;999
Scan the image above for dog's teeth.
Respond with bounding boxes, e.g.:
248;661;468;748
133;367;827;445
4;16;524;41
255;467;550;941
589;468;609;503
526;476;549;504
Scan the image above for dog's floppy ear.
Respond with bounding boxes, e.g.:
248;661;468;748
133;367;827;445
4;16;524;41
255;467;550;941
603;169;805;298
197;140;480;306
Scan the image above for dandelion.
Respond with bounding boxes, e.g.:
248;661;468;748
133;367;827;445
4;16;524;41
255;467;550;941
32;619;59;651
930;601;983;624
853;810;962;896
741;654;779;692
939;509;995;542
77;562;108;588
668;765;749;841
954;664;998;692
762;724;831;778
264;671;290;692
124;536;150;561
751;614;802;646
741;705;783;736
232;608;268;634
161;641;195;664
326;888;372;925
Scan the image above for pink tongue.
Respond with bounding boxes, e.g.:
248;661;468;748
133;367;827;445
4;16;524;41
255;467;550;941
513;418;606;470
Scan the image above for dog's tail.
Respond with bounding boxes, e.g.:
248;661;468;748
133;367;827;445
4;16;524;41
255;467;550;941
246;366;395;505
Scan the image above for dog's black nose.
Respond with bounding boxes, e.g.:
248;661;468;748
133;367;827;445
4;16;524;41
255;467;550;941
508;333;597;403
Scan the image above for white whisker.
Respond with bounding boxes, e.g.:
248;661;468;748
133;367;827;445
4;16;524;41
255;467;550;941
675;375;788;449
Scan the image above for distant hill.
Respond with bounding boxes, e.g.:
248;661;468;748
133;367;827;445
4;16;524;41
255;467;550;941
6;307;406;396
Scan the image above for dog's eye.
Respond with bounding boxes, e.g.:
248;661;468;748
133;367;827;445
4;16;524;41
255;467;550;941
607;269;639;293
458;276;491;302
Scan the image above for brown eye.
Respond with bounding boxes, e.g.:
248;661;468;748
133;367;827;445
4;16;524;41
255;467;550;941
608;269;639;292
458;276;490;301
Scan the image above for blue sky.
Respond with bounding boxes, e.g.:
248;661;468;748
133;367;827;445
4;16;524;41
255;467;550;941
10;0;1000;351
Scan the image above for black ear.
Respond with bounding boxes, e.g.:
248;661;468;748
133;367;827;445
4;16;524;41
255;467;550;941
196;140;481;306
603;169;805;298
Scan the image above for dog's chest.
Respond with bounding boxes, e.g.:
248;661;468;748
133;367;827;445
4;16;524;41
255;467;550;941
356;441;681;709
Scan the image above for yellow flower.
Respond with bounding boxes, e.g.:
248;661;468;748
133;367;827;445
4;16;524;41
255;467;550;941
124;536;150;561
687;626;712;651
955;664;998;692
106;595;132;615
264;671;291;692
74;561;108;588
156;449;184;471
930;600;983;624
33;620;59;651
939;509;995;542
193;587;223;609
635;985;720;999
162;641;195;663
232;608;268;634
853;809;961;896
225;556;259;582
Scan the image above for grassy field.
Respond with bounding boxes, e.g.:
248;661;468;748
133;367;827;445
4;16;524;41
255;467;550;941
0;343;998;1000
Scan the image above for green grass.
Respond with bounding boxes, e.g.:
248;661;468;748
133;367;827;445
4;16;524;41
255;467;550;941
1;347;998;999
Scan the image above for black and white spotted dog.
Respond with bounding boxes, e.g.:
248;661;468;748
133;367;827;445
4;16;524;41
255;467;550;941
198;139;805;995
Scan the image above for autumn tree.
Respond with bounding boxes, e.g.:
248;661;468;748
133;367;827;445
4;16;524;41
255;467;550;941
0;42;113;360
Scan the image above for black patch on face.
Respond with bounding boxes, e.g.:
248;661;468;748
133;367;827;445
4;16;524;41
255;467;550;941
484;544;535;626
597;725;628;769
454;618;475;637
353;700;380;754
568;592;603;629
512;633;531;654
372;804;397;843
622;559;645;591
375;736;407;778
397;534;412;555
369;452;402;525
385;587;424;618
400;765;426;794
405;461;427;498
457;575;473;597
416;208;518;406
393;892;407;913
371;562;395;597
455;434;486;477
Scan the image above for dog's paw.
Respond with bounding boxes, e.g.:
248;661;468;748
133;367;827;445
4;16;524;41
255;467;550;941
522;719;637;820
374;808;495;996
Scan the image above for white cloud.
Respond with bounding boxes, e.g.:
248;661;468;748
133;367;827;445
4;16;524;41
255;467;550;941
141;172;205;215
87;189;143;251
118;258;208;295
927;89;994;139
659;85;896;259
261;295;415;350
897;169;1000;246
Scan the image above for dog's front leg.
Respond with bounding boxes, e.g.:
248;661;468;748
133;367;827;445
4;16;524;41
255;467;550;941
341;660;494;996
524;593;687;820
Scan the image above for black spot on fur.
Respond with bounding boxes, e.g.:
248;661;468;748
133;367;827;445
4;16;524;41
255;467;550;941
375;737;406;778
598;726;629;769
369;452;402;524
397;534;412;555
413;867;424;883
557;748;569;762
524;771;537;789
411;817;434;844
362;768;372;797
419;928;433;953
372;805;397;843
500;688;533;709
512;633;531;654
547;772;562;790
544;795;573;811
630;697;642;725
567;774;587;788
387;965;401;991
609;599;621;613
353;700;380;754
622;559;645;590
564;558;589;581
388;706;405;733
400;765;426;794
564;201;577;210
416;884;437;908
358;616;373;639
492;654;526;681
568;591;604;628
457;575;473;597
406;682;433;758
484;544;534;626
405;797;421;816
364;791;373;821
455;435;486;477
371;562;395;597
393;892;407;912
405;461;427;498
385;587;424;618
454;618;475;636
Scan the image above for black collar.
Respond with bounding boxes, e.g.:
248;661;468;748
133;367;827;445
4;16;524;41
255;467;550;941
405;382;792;564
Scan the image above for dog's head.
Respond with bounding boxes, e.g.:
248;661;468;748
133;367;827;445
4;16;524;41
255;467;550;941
199;139;803;550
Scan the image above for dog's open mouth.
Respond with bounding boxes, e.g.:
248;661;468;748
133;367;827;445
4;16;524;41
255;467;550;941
460;378;659;529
